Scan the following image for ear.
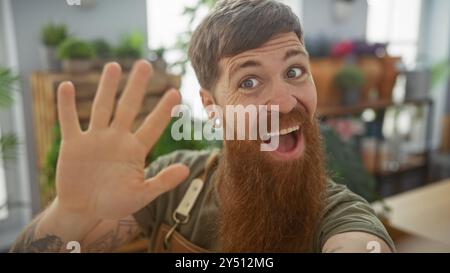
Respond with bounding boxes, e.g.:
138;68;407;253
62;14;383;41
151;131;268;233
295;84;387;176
200;89;219;119
200;89;216;108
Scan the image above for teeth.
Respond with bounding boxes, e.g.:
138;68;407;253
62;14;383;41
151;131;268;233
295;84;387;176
267;125;300;137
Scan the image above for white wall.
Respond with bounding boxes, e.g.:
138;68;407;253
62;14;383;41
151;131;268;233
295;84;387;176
302;0;368;40
417;0;450;149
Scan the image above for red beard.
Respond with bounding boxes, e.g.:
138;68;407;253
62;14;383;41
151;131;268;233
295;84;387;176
217;107;327;252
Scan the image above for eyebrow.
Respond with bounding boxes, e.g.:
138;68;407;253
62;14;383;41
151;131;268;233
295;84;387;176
283;49;309;61
230;60;262;76
229;48;309;76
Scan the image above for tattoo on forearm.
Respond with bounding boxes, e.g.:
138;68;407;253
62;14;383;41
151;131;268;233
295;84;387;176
9;219;64;253
85;219;139;253
10;216;138;253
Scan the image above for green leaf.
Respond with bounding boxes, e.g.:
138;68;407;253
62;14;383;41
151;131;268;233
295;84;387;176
41;23;68;47
0;68;20;109
57;38;96;60
114;31;146;59
91;39;112;58
334;65;365;91
431;60;450;88
0;133;19;162
149;117;221;163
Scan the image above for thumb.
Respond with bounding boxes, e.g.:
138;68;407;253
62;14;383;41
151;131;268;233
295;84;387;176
143;163;190;200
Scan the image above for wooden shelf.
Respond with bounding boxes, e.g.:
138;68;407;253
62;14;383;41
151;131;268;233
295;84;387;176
374;155;427;177
317;98;432;118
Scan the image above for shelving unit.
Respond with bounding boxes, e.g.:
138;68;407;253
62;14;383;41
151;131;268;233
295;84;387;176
318;98;434;197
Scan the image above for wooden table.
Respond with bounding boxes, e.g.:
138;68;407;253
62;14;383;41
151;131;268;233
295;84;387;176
373;179;450;252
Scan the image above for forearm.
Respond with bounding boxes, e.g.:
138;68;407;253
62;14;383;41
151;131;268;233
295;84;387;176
80;216;140;253
9;200;100;253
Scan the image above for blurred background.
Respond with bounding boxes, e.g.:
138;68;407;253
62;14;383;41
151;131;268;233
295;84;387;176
0;0;449;252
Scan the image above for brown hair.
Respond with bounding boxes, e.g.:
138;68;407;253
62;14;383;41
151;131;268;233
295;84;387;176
188;0;304;91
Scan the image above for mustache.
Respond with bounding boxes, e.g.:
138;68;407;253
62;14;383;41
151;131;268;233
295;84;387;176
277;105;309;130
261;105;311;138
222;104;313;142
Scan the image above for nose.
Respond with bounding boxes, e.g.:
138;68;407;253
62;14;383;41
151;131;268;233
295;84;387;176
266;80;297;114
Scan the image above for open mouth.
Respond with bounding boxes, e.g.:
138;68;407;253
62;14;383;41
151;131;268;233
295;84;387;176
262;125;304;161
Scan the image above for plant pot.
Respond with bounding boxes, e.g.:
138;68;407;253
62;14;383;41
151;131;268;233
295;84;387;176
405;69;431;100
40;46;62;72
117;58;138;71
357;57;383;103
340;88;360;106
62;59;93;74
93;58;114;70
378;56;401;102
310;57;343;107
151;57;167;72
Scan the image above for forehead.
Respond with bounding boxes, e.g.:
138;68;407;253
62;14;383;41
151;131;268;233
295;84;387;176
221;32;305;71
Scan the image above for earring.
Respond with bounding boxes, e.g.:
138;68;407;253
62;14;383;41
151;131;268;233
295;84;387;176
213;116;222;129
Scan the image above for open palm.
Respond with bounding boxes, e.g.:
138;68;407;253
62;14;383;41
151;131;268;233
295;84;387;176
55;60;189;220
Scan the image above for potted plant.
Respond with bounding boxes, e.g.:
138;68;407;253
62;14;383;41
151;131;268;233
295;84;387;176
40;23;68;71
91;39;113;70
58;38;96;74
334;65;365;105
114;31;145;70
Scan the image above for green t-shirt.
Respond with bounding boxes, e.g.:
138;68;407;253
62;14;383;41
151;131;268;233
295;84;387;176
133;149;395;252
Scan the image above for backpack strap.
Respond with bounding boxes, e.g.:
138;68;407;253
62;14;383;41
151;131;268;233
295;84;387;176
163;150;220;249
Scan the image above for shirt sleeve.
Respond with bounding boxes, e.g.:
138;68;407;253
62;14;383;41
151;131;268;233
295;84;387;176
315;180;396;252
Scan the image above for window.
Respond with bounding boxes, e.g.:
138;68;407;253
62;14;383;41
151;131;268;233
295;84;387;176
146;0;304;120
146;0;209;120
366;0;422;68
0;127;8;221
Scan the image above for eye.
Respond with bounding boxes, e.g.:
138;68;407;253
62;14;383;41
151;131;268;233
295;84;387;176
239;77;260;89
286;67;303;79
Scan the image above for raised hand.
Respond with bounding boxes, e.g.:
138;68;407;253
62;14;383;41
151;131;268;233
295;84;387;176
54;60;189;221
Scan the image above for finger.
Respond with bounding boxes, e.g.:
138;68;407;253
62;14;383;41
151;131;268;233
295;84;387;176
57;81;81;139
89;62;122;130
135;88;181;152
144;163;190;199
111;60;153;130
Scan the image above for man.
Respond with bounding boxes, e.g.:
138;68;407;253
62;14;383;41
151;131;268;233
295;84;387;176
11;0;394;253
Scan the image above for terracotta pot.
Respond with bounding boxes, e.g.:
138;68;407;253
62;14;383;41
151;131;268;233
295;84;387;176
378;56;401;102
357;57;383;103
93;58;114;70
310;57;343;107
311;56;399;107
117;58;138;71
62;59;93;74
